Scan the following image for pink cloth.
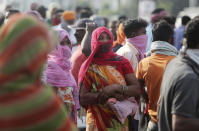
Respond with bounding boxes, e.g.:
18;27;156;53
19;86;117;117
26;10;44;22
151;10;168;23
127;34;148;61
108;98;138;124
45;29;80;122
46;29;75;87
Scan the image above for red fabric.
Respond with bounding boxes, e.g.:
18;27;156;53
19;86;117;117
53;18;61;26
78;27;131;85
115;61;134;77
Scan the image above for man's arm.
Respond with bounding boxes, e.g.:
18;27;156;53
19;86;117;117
172;114;199;131
81;22;96;57
171;76;199;131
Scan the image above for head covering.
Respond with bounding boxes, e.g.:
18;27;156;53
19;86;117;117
151;10;168;23
45;29;76;88
0;14;52;86
0;14;73;130
62;11;76;21
78;27;129;85
30;2;39;10
25;10;44;22
113;23;125;47
37;5;47;19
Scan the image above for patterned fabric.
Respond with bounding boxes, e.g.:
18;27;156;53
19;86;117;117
0;14;77;131
78;27;130;85
57;87;75;113
84;64;129;131
79;27;134;131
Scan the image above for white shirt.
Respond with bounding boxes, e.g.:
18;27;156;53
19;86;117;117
116;41;139;71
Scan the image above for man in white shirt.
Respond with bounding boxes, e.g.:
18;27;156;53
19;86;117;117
117;19;148;71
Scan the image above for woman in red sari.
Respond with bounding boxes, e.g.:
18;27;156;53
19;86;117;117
79;27;141;131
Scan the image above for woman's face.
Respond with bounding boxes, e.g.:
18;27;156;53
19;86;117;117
98;32;111;43
60;36;72;49
97;32;112;53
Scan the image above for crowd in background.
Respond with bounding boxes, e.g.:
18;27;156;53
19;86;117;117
0;2;198;131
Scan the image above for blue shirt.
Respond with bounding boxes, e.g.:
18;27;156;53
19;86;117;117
174;26;184;51
146;23;153;52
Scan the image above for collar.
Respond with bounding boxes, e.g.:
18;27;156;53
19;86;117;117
186;49;199;65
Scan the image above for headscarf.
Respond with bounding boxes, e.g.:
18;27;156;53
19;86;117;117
30;2;39;10
46;29;76;88
113;23;125;47
78;27;129;85
25;10;44;22
0;14;52;86
0;14;74;130
151;10;168;23
62;11;76;21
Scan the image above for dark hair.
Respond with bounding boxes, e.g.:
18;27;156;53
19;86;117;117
152;21;173;42
118;15;127;23
162;16;176;26
37;6;47;19
6;9;20;19
75;6;82;12
151;8;165;14
123;19;148;38
182;16;191;26
80;10;92;19
55;9;64;14
184;17;199;49
0;13;5;26
119;15;127;21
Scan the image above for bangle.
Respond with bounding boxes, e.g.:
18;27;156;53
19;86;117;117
122;85;127;95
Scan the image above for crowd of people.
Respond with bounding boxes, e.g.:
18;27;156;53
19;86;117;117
0;2;198;131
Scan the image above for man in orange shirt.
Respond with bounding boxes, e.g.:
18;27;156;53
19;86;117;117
136;21;178;131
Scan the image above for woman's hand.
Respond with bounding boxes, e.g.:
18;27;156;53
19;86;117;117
102;84;125;101
97;91;109;104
